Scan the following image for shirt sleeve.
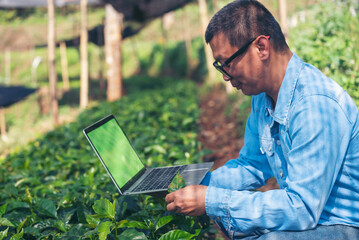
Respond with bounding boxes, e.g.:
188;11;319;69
205;95;354;234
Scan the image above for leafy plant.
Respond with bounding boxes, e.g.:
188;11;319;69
168;172;186;193
289;0;359;104
0;78;212;239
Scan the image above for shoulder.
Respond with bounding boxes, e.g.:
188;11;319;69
294;62;346;102
291;63;358;124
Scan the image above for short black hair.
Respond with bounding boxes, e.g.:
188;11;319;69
205;0;288;52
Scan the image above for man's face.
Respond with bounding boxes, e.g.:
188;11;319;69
209;33;266;96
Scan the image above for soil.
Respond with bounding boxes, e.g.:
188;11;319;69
198;84;244;170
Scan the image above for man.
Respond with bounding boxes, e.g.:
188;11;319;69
165;0;359;239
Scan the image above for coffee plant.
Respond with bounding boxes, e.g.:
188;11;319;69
0;77;212;239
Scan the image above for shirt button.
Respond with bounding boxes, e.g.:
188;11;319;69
280;170;284;178
276;140;281;146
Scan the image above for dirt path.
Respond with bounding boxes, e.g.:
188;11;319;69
198;84;244;170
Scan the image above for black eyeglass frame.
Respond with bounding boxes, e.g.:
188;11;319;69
212;36;270;79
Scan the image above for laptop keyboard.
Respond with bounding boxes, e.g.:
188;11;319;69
132;166;185;192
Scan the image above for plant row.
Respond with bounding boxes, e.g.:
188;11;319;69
0;77;212;239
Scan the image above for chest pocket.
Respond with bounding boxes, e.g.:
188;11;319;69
260;137;275;156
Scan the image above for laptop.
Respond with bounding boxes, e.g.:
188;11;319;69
83;114;213;196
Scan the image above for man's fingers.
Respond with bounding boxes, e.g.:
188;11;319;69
165;192;175;203
166;201;177;212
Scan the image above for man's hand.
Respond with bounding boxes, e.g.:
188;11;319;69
165;185;207;216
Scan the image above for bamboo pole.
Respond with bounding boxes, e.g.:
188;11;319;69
182;7;193;78
198;0;216;84
47;0;59;125
0;108;7;141
105;3;123;102
80;0;89;108
60;41;70;91
97;24;105;99
5;48;11;85
278;0;289;41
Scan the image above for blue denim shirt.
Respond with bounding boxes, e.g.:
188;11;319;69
205;53;359;237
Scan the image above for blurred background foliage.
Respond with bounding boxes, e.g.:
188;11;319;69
289;0;359;103
0;0;358;156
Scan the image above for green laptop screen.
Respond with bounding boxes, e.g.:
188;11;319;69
87;118;144;188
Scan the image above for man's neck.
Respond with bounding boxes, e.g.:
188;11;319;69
266;50;293;105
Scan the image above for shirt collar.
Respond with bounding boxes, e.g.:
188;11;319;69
269;53;303;125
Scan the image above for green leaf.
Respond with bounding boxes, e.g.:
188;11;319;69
81;229;98;239
97;221;112;240
0;217;14;227
112;198;116;218
92;199;115;219
0;204;7;217
0;228;8;240
120;220;150;230
155;215;174;232
54;220;67;232
57;207;76;224
168;172;186;193
35;199;58;219
85;214;100;228
25;186;33;204
7;201;30;212
57;191;72;209
153;145;167;154
119;201;127;218
23;226;40;238
182;117;194;126
10;228;23;240
158;229;195;240
59;223;87;239
5;185;18;197
116;219;129;229
16;216;28;233
76;203;88;223
118;228;147;240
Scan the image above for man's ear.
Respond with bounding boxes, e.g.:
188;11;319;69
255;36;270;60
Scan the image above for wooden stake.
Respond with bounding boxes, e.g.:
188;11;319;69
47;0;59;125
182;7;193;78
0;108;6;140
278;0;289;41
198;0;217;84
80;0;89;108
60;41;70;91
105;3;123;102
5;48;11;85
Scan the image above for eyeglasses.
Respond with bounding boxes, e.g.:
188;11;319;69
213;36;270;79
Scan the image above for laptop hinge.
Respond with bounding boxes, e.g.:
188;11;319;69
121;167;146;193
